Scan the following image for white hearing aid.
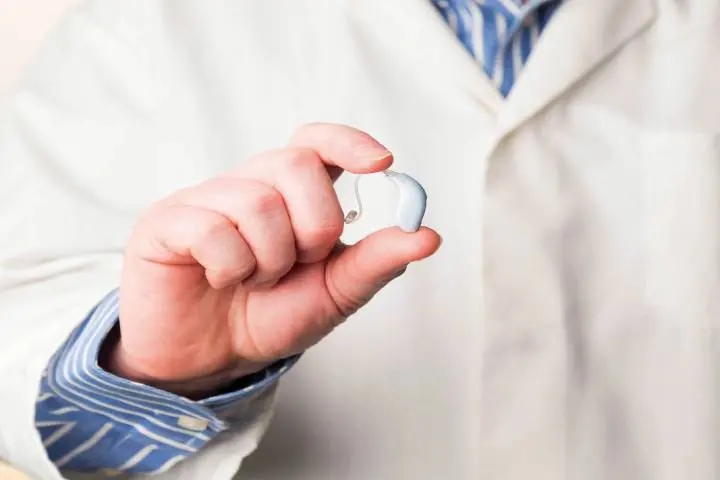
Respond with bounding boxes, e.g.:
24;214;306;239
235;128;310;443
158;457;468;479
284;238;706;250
344;169;427;233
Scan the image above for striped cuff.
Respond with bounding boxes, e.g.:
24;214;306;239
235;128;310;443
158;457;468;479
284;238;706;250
35;290;298;474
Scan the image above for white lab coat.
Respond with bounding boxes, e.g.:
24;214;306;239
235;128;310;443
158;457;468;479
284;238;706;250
1;0;719;478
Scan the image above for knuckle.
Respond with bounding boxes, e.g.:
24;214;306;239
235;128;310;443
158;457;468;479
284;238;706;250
141;193;185;221
265;245;297;276
244;183;285;214
281;147;319;171
196;215;233;242
324;267;366;319
300;222;344;249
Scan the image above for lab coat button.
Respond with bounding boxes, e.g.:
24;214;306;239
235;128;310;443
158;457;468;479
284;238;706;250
178;416;209;431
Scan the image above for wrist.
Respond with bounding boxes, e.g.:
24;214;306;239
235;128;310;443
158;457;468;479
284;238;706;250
99;327;271;399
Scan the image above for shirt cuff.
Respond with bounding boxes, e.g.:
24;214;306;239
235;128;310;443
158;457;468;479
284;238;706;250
36;289;298;474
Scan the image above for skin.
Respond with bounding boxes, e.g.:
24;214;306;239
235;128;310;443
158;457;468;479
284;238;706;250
106;123;442;398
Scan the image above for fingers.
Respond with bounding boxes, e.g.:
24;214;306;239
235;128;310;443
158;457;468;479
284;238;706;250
132;123;406;290
231;124;397;263
235;124;395;262
325;227;442;317
135;204;256;289
288;123;394;175
237;148;345;263
133;177;297;289
172;178;297;287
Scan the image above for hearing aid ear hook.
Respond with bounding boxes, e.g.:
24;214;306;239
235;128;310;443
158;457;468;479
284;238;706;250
344;169;427;233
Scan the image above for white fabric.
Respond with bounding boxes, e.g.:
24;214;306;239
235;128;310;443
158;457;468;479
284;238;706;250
1;0;719;479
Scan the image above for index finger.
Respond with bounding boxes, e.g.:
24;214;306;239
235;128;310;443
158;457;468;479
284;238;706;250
287;123;394;178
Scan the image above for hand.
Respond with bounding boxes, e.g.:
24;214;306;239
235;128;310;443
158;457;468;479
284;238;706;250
108;123;442;398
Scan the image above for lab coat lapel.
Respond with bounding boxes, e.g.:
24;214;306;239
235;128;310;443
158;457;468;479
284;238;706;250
350;0;506;113
499;0;657;131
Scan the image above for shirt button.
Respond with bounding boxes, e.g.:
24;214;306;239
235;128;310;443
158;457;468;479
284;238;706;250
178;416;209;431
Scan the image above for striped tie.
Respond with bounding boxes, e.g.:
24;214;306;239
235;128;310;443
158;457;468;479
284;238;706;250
432;0;561;96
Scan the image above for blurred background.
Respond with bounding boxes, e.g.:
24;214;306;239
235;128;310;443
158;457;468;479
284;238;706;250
0;2;79;477
0;0;79;96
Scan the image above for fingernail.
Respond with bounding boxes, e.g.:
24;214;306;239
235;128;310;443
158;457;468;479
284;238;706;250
354;144;392;163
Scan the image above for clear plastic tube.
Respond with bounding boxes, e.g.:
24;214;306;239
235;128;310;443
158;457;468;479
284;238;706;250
343;171;400;225
344;174;365;224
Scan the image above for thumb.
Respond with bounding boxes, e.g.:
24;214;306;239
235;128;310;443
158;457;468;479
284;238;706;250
325;226;442;316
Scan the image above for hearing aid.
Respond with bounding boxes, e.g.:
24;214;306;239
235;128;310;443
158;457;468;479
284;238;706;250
343;169;427;233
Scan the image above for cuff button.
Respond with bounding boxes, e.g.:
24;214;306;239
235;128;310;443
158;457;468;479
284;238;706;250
178;416;209;431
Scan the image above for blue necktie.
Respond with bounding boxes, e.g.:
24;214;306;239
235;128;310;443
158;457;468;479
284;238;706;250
431;0;561;96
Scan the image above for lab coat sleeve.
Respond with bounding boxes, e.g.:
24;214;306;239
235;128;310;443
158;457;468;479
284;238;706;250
0;2;286;479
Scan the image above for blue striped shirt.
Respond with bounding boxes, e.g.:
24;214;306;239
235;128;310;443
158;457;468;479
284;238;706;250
36;291;298;474
35;0;560;475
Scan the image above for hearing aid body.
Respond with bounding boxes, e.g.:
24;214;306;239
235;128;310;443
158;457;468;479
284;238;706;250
343;169;427;233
